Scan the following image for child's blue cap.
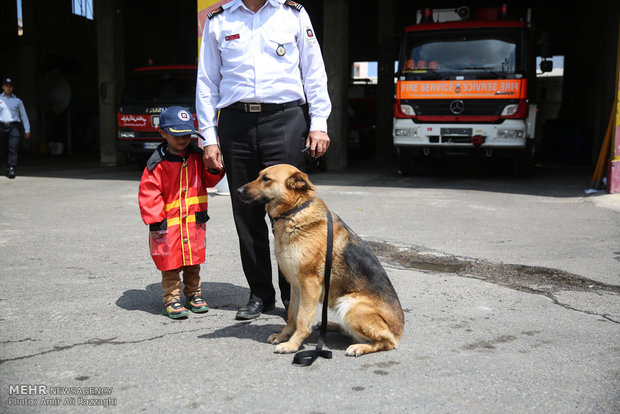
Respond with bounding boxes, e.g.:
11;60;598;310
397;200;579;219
159;106;202;137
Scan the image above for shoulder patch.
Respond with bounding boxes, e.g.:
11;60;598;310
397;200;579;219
207;6;224;20
284;1;303;12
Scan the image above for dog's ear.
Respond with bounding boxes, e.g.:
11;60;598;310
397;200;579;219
286;171;314;192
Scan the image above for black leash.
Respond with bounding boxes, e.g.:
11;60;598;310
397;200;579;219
292;211;334;367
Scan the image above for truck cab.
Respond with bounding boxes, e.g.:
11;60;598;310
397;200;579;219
117;65;199;159
393;6;551;176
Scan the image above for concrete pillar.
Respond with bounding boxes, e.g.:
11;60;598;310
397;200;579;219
94;0;124;166
323;0;348;170
375;0;396;162
606;12;620;193
17;1;39;153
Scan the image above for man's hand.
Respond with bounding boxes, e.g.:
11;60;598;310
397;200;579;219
24;133;31;140
305;130;330;158
202;144;224;171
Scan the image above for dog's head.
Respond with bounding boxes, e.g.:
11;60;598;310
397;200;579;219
236;164;315;215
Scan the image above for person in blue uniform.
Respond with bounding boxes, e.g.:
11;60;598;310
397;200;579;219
196;0;332;320
0;77;31;179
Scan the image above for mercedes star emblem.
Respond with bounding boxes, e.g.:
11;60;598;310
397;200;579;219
450;100;465;115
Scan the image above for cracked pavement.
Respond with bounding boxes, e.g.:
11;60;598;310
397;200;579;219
0;158;619;413
368;240;620;323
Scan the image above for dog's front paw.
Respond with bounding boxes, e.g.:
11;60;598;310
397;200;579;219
274;341;299;354
268;333;283;344
345;344;371;357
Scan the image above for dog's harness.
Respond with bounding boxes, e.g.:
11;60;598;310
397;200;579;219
292;210;334;367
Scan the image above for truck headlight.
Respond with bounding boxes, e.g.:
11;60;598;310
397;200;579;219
395;128;417;137
497;128;525;138
399;104;415;116
501;104;519;116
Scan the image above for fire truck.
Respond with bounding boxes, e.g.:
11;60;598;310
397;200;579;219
393;5;552;176
117;65;199;159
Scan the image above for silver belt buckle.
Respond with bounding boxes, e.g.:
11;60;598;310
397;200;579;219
246;103;261;113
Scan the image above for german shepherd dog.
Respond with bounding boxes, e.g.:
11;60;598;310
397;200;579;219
237;164;405;356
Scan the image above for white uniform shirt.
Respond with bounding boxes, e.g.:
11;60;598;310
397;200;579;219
196;0;331;147
0;92;30;133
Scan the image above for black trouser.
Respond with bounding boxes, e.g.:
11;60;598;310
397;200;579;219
218;104;308;305
0;123;20;167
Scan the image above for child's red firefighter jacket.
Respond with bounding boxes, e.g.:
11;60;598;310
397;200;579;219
138;142;225;271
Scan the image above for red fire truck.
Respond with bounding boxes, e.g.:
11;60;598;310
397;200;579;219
117;65;199;159
393;5;552;176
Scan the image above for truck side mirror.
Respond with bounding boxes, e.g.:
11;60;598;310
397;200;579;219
540;59;553;73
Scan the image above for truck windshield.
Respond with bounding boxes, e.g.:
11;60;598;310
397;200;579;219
400;29;524;78
121;69;196;104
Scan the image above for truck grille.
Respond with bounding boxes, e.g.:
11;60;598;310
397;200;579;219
408;99;518;117
134;132;162;139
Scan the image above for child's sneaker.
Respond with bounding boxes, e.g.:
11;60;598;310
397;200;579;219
186;294;209;313
162;299;189;319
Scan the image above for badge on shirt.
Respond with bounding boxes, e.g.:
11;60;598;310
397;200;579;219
225;34;240;41
276;44;286;56
304;26;316;45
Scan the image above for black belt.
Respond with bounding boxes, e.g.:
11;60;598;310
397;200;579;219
225;100;302;113
0;121;19;127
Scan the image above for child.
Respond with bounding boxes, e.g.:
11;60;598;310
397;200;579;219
139;106;225;319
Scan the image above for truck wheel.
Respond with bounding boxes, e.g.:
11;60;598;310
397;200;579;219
512;141;535;178
397;147;417;176
116;150;131;166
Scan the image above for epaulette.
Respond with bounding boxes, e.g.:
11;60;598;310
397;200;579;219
284;1;303;12
207;6;224;19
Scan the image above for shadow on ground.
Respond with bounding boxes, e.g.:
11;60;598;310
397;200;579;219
115;281;251;315
13;153;595;198
199;321;353;351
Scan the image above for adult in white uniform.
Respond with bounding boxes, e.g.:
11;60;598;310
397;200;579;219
0;77;31;179
196;0;331;319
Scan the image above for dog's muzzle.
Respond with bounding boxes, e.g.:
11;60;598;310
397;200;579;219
236;186;250;202
236;186;270;205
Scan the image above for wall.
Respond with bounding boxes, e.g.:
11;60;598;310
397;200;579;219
2;0;619;170
0;0;99;157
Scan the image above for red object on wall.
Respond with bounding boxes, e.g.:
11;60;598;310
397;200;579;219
609;160;620;193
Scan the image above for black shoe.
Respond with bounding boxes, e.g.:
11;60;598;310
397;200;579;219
235;300;275;320
7;166;15;179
